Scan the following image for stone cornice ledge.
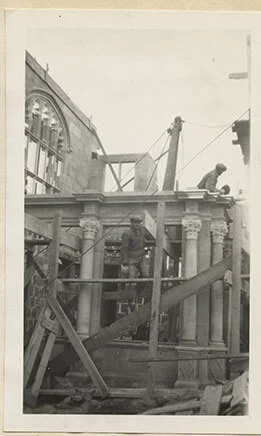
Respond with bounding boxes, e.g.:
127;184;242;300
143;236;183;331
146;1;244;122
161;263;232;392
25;194;77;206
25;190;235;207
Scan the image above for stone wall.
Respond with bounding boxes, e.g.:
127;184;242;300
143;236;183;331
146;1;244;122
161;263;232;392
25;51;100;194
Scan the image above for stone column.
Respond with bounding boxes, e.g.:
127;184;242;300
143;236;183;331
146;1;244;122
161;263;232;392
181;218;202;343
77;216;100;337
175;217;202;388
210;221;228;346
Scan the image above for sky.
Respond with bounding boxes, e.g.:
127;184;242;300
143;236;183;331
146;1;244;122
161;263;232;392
26;28;249;194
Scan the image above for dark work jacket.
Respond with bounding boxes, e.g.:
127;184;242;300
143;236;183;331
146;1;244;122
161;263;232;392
120;227;146;265
197;169;218;192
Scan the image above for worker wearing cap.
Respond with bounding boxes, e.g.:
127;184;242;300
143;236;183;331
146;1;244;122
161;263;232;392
118;215;150;340
120;215;149;281
197;163;229;193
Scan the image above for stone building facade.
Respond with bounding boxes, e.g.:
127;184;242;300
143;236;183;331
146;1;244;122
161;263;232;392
24;50;101;332
25;50;100;195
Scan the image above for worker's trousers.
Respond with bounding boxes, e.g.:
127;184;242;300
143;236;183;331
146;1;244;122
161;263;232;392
119;257;150;296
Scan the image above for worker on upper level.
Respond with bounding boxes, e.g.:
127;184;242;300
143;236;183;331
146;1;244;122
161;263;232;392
197;163;230;194
120;215;149;284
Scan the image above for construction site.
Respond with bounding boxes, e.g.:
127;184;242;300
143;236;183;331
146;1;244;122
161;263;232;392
23;48;250;416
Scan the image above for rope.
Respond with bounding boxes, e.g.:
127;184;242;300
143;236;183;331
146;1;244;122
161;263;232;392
186;120;232;129
175;108;249;177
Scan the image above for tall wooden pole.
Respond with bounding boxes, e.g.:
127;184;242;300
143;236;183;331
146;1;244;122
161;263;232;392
146;201;165;396
162;116;183;190
230;204;242;354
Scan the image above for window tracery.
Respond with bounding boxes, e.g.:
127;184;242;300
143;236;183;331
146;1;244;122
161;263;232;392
25;93;69;194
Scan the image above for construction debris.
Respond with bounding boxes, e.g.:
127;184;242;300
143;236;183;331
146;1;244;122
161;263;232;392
141;372;248;416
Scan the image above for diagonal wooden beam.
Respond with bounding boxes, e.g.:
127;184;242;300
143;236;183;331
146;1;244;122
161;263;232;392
47;292;109;398
24;264;35;287
27;252;47;281
50;255;232;375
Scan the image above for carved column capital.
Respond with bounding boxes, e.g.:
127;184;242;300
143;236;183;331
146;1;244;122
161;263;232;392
79;216;101;240
182;218;202;240
211;221;228;244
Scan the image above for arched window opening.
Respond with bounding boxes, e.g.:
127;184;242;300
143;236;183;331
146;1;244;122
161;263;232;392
25;92;69;194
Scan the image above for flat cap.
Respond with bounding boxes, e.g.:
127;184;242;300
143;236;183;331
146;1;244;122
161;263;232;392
215;163;227;171
130;214;143;223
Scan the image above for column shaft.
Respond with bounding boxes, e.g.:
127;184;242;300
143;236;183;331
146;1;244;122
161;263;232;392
77;217;100;337
210;222;228;346
182;238;197;342
181;218;202;343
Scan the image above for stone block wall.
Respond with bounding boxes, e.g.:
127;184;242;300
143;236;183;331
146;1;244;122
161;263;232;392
26;51;100;194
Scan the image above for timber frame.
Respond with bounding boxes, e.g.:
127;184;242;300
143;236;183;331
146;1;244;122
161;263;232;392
24;189;248;406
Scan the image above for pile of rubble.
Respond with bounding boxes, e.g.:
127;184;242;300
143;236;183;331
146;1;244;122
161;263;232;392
24;371;248;416
142;371;248;416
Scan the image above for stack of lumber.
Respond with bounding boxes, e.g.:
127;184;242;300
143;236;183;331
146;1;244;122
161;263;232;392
141;371;248;416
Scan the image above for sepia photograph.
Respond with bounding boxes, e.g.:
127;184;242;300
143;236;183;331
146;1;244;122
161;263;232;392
4;8;259;434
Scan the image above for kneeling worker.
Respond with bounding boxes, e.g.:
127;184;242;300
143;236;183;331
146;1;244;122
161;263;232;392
197;163;230;195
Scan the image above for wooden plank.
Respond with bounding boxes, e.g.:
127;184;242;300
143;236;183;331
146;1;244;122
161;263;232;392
147;201;165;396
129;353;249;363
48;212;62;297
25;213;81;251
199;385;223;415
142;393;230;415
28;319;61;406
61;277;186;284
231;204;242;354
38;388;77;396
41;316;60;335
24;305;51;387
47;293;109;398
142;399;200;415
102;288;152;300
144;210;175;258
25;239;50;246
93;387;200;401
104;153;143;163
50;255;232;375
24;264;35;287
27;252;47;280
231;371;248;407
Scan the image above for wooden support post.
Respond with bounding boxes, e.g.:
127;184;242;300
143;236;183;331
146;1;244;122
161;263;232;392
146;201;165;395
92;130;123;191
24;213;62;397
50;255;232;375
49;211;62;296
199;385;223;415
27;319;60;406
24;305;48;387
230;204;242;354
47;293;109;398
162;116;183;190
